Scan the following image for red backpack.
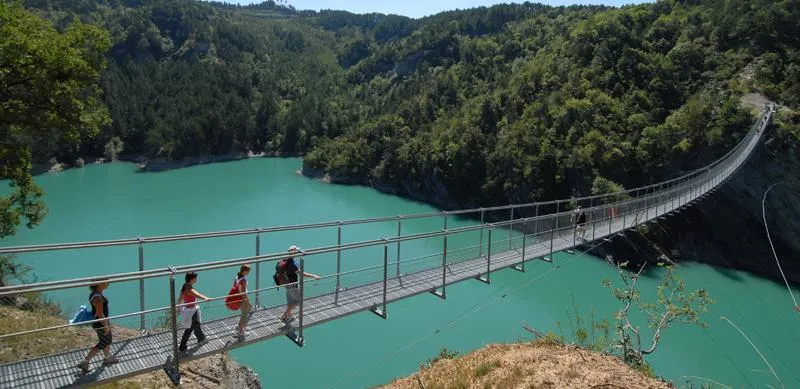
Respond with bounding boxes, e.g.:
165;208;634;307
225;278;243;310
273;258;292;286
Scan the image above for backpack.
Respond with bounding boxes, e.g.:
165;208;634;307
225;278;243;310
69;305;94;326
273;258;292;286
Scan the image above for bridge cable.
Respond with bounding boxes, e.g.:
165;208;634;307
633;218;798;385
326;237;612;389
618;225;763;388
762;182;799;310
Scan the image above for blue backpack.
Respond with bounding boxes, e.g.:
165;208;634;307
69;305;93;326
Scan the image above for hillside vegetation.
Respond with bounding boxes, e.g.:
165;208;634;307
12;0;800;209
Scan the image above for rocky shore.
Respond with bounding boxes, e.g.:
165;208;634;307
30;151;305;175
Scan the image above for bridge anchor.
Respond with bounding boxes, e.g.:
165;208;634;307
370;304;387;319
163;358;181;386
474;275;490;284
430;288;446;299
285;331;305;347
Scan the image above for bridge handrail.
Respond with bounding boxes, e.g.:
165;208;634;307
0;106;771;297
0;106;770;255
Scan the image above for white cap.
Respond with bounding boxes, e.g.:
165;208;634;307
288;245;304;253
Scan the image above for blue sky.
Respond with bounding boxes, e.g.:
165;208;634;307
227;1;647;18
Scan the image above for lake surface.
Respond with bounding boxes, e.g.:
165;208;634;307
2;159;798;388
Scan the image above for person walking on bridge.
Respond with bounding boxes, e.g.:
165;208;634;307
77;281;119;373
235;264;251;338
178;272;210;352
572;206;587;242
277;246;320;326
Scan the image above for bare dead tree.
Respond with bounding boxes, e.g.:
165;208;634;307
603;262;713;369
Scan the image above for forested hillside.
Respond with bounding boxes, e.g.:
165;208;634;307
19;0;800;208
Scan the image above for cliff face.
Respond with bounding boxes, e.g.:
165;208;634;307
303;120;800;287
594;124;800;285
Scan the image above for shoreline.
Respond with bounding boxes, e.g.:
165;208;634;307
30;151;305;175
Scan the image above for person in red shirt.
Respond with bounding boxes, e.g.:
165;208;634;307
178;272;210;351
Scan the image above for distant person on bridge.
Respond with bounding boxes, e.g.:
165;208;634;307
178;272;210;352
235;264;252;338
77;281;119;373
572;206;587;242
276;245;320;326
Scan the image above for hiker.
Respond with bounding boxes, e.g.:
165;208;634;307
571;206;587;241
277;245;320;325
77;281;119;372
178;272;210;351
234;264;251;338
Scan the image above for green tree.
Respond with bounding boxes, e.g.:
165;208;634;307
0;1;111;237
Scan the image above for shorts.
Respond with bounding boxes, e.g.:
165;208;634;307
93;325;112;349
286;287;302;305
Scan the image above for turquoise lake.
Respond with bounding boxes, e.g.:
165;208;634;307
2;158;798;388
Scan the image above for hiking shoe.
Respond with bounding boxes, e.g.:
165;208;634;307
281;316;295;325
102;356;119;366
77;360;89;373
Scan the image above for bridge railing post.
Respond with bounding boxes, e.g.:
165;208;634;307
478;209;485;258
255;230;261;308
298;257;306;343
335;221;343;304
167;266;181;385
370;240;390;317
476;229;492;283
533;205;539;245
437;229;447;298
380;240;388;317
608;197;613;236
519;220;527;272
592;203;599;241
544;225;555;262
509;206;515;250
396;217;402;277
137;239;145;334
555;201;561;232
487;228;492;282
623;199;627;229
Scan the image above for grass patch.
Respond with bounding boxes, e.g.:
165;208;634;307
0;305;96;364
494;365;525;389
473;360;502;378
423;347;460;368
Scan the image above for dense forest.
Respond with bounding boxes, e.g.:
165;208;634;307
10;0;800;211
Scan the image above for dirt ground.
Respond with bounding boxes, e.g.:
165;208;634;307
380;342;670;389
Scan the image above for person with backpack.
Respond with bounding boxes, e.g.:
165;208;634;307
234;264;251;338
178;272;210;352
77;280;119;373
276;246;320;325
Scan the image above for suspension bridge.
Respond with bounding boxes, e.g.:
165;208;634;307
0;105;773;388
